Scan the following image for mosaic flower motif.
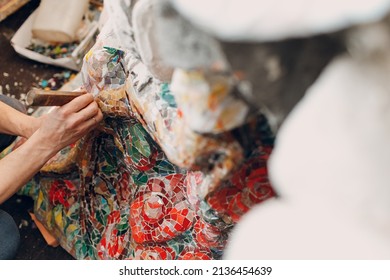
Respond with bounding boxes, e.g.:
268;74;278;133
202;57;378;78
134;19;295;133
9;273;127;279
48;180;78;208
192;218;225;249
207;147;275;222
98;210;130;259
130;174;195;243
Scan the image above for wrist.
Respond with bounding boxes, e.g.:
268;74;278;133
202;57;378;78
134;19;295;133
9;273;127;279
21;116;42;138
27;130;60;161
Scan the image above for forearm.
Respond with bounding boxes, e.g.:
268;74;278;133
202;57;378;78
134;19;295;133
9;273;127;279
0;132;56;204
0;101;37;138
0;93;102;204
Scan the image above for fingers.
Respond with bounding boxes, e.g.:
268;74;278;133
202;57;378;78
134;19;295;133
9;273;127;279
80;103;104;128
75;107;103;135
60;92;94;114
57;93;103;128
35;93;103;153
73;101;100;125
88;106;104;126
95;107;104;123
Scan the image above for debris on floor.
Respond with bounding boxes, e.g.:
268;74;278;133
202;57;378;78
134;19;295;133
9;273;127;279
10;0;101;71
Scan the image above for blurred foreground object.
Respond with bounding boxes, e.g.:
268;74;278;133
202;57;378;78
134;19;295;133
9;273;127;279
170;0;390;131
225;18;390;259
172;0;390;42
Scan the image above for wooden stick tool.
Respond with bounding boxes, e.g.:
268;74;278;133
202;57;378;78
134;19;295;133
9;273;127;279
26;88;86;106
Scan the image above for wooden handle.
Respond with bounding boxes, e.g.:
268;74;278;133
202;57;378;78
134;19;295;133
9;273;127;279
26;88;87;106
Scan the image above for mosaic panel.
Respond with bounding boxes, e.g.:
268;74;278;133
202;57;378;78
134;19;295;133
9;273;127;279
10;45;276;259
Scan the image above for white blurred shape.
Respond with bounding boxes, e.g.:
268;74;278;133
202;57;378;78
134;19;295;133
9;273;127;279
171;0;390;41
225;52;390;259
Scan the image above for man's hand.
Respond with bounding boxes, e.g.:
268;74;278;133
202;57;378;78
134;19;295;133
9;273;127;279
34;93;103;152
0;93;103;204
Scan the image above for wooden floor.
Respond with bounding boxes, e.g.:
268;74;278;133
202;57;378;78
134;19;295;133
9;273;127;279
0;0;74;260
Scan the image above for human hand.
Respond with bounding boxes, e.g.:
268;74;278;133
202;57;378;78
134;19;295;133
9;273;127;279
33;93;103;154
